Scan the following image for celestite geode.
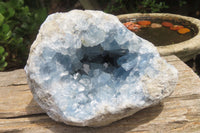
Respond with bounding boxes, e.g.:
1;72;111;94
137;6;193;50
25;10;178;127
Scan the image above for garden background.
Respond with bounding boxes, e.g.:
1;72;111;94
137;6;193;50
0;0;200;73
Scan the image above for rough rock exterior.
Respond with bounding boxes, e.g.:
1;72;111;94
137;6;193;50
25;10;178;127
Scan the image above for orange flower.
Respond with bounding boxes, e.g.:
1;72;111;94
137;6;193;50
170;25;184;30
123;22;134;27
178;28;190;34
162;21;173;27
137;20;151;26
123;22;141;32
128;24;141;31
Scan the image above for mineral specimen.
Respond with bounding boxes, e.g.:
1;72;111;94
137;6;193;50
25;10;178;127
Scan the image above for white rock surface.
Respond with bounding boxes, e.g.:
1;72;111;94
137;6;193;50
25;10;178;127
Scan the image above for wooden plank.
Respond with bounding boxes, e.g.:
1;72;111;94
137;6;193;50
0;55;200;132
0;69;44;118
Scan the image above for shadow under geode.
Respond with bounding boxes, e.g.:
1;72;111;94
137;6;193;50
26;98;163;133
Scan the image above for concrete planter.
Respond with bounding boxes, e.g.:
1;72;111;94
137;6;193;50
117;13;200;61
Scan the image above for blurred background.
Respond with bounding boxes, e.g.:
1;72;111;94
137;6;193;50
0;0;200;71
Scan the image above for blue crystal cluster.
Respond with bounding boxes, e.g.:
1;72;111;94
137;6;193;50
25;10;177;126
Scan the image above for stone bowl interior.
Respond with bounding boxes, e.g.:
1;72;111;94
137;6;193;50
117;13;200;61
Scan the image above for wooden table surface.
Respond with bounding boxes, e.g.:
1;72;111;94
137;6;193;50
0;55;200;133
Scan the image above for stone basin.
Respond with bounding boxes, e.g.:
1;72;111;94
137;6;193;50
117;13;200;61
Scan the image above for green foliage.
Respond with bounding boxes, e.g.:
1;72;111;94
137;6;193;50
0;0;47;70
103;0;168;14
136;0;168;13
0;46;8;71
103;0;188;14
104;0;127;14
178;0;187;7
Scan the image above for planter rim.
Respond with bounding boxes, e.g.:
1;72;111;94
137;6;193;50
117;13;200;61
